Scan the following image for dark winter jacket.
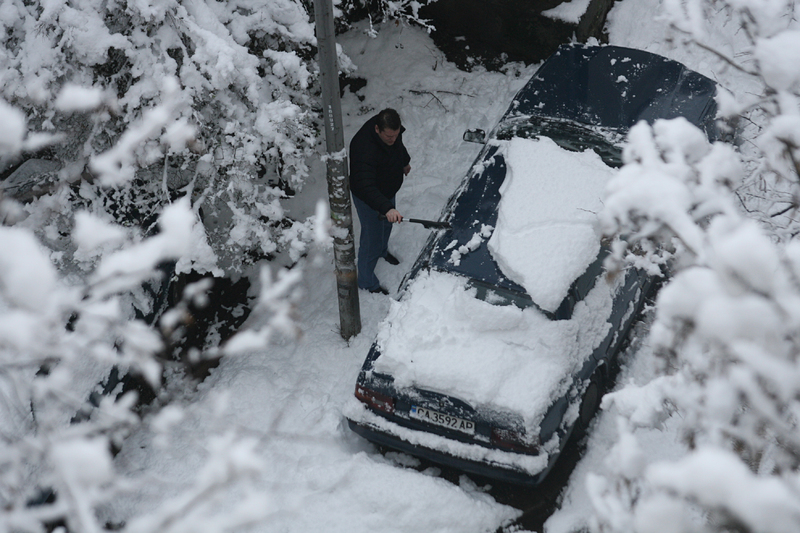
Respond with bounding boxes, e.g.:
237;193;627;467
349;115;411;215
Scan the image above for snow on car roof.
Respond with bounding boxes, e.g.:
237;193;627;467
488;136;616;312
373;268;619;430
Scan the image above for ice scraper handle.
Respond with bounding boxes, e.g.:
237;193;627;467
380;215;451;229
406;218;451;229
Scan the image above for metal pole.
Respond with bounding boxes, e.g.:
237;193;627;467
313;0;361;339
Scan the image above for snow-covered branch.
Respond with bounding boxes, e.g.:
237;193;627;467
592;4;800;526
662;0;800;236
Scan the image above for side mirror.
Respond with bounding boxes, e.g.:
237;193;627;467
462;129;486;144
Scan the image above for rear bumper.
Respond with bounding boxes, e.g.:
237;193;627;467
346;406;552;486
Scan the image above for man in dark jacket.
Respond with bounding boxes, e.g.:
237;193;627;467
349;108;411;294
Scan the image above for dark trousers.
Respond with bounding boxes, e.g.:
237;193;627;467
353;194;393;291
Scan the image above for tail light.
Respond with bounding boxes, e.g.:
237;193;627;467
355;385;395;414
491;427;539;454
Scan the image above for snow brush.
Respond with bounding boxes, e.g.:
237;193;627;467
404;218;451;229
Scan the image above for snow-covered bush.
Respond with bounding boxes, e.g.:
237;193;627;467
0;192;196;531
335;0;437;34
0;96;324;531
1;0;323;272
663;0;800;237
589;2;800;531
1;1;428;528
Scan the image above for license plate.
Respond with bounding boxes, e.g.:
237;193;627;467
410;406;475;435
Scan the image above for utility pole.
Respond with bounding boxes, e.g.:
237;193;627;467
313;0;361;339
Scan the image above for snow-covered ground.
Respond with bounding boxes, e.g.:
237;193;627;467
109;1;747;531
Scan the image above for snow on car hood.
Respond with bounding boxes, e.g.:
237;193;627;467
488;136;616;313
373;269;616;430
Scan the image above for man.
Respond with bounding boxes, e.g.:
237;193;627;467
349;108;411;294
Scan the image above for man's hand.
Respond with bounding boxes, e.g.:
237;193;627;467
385;208;403;223
404;164;411;175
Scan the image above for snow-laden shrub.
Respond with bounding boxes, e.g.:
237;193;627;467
335;0;437;34
0;104;324;531
0;197;192;531
593;117;800;533
1;0;325;273
662;0;800;239
586;4;800;532
0;2;348;527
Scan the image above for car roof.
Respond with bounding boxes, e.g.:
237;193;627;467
508;44;719;138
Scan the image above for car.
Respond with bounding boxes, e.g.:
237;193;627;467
345;44;722;486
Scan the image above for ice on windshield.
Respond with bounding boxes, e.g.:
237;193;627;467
487;137;616;312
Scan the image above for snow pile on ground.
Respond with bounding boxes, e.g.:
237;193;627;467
489;137;614;313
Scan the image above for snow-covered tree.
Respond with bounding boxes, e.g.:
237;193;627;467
0;87;326;531
0;92;329;532
1;0;325;273
336;0;436;34
589;2;800;532
664;0;800;237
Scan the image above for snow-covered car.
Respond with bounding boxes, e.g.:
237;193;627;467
345;44;721;485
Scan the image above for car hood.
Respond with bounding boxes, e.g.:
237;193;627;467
372;269;617;430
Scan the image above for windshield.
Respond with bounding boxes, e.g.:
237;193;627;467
462;244;610;322
495;116;624;168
